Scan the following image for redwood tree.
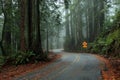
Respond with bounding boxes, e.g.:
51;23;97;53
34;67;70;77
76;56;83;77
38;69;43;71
1;0;13;55
20;0;26;51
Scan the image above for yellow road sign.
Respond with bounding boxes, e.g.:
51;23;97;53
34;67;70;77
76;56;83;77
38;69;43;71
82;41;87;48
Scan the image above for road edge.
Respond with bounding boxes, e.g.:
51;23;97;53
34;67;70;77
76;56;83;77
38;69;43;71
94;54;115;80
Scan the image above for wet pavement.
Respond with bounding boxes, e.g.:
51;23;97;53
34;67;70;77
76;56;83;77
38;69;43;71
14;50;104;80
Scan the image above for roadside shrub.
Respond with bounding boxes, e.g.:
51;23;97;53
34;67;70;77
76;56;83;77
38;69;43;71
0;50;48;67
2;49;49;66
11;51;36;65
90;27;120;57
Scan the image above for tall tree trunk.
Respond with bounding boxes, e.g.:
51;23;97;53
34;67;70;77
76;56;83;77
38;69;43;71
2;0;12;56
99;0;105;32
33;0;43;54
20;0;26;51
0;0;5;55
28;0;33;50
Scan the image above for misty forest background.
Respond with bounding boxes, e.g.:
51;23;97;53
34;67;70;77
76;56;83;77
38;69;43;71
0;0;120;67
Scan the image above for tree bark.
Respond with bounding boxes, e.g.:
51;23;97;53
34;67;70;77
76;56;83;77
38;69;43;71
35;0;43;54
28;0;33;50
20;0;26;51
2;0;12;55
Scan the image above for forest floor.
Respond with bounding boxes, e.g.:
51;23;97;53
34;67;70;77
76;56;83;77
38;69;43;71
95;55;120;80
0;53;61;80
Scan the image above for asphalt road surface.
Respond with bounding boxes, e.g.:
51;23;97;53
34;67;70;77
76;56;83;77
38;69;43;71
14;49;105;80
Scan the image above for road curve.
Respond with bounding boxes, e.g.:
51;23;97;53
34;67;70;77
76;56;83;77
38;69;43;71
14;50;104;80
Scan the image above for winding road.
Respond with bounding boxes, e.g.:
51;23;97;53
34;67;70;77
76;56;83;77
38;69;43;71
14;49;105;80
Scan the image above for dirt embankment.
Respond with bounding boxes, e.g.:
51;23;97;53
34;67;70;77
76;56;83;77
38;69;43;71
95;55;120;80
